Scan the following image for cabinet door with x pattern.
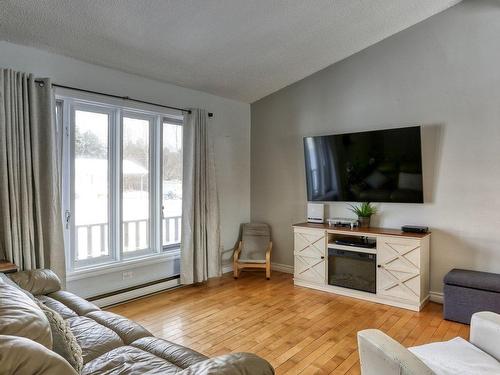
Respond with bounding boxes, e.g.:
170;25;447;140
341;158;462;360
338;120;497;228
376;236;421;303
294;228;326;285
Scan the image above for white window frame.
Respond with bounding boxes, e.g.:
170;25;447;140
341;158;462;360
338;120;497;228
58;93;183;274
121;110;156;259
160;116;184;252
69;101;115;269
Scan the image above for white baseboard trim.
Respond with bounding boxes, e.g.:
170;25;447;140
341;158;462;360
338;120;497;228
429;291;444;304
221;262;294;275
222;263;233;274
271;262;294;274
92;278;180;308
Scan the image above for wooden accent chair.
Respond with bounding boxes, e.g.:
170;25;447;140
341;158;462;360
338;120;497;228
233;223;272;280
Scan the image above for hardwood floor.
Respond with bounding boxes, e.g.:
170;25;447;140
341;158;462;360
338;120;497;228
107;271;469;374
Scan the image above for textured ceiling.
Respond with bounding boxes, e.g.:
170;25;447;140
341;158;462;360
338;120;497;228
0;0;460;102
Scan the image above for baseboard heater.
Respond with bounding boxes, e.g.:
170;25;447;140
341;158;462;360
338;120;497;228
88;275;180;308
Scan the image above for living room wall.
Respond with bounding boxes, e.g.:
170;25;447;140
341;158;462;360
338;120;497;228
251;0;500;297
0;41;251;297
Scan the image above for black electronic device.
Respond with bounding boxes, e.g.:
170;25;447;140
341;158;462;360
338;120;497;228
401;225;429;233
334;236;376;249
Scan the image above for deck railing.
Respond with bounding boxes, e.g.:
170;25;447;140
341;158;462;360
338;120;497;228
75;216;181;259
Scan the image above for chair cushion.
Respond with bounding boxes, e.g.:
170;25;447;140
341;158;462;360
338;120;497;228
409;337;500;375
444;269;500;293
240;223;270;261
238;259;266;264
37;301;83;373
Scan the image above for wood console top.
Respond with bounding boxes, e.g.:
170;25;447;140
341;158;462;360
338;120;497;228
293;222;430;238
0;260;18;274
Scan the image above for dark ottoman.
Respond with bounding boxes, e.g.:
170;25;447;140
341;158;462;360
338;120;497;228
444;268;500;324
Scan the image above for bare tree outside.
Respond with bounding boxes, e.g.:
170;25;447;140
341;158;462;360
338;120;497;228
75;127;106;158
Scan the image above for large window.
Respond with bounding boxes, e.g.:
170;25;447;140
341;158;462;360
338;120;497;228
60;96;183;272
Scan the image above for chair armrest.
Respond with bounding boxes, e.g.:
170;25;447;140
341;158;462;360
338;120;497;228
233;241;242;262
357;330;434;375
470;311;500;361
178;353;274;375
9;269;61;295
266;242;272;263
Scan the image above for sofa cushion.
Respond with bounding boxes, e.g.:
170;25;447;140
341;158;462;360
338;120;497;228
9;269;62;295
38;301;83;373
444;269;500;293
68;316;124;364
409;337;500;375
0;274;52;349
37;295;79;319
130;337;208;369
82;346;182;375
86;310;152;345
0;335;77;375
0;273;35;299
48;290;100;315
177;353;275;375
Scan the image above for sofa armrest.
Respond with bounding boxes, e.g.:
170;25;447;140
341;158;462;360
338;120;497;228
178;353;274;375
357;330;434;375
470;311;500;361
9;269;61;295
0;335;77;375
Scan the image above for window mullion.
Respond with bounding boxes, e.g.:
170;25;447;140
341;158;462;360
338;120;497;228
148;115;154;254
113;108;122;262
153;115;162;253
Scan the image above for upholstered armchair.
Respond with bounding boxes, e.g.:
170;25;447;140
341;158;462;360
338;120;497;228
233;223;272;280
357;311;500;374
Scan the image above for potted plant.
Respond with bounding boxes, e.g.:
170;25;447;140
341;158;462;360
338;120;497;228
348;202;377;228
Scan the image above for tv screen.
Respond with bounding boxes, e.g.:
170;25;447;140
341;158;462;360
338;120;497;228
304;126;423;203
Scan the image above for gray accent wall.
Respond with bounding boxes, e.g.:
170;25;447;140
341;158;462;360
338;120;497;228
251;0;500;294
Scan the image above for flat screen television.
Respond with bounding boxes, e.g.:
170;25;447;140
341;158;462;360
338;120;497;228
304;126;423;203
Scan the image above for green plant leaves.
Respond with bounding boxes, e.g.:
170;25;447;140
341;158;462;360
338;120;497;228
347;202;377;218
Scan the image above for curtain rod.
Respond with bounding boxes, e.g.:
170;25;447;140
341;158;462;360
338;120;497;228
35;80;214;117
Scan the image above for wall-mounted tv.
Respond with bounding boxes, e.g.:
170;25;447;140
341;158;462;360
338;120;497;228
304;126;423;203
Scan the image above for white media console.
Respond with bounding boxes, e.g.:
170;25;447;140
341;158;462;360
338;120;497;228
293;223;430;311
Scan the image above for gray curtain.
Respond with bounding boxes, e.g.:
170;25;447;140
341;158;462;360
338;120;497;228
0;69;65;283
180;109;220;284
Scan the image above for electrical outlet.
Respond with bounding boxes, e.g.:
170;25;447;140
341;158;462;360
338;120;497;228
122;271;134;280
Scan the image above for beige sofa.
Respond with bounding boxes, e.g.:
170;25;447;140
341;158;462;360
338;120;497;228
0;269;274;374
357;311;500;374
